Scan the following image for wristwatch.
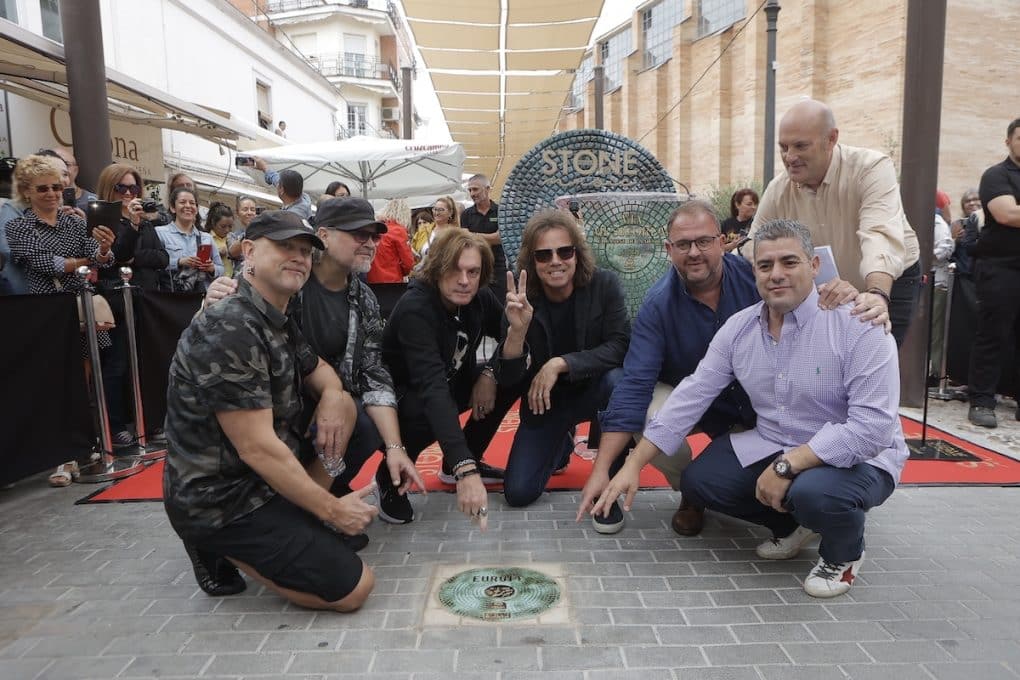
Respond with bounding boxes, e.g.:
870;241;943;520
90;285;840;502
772;455;797;480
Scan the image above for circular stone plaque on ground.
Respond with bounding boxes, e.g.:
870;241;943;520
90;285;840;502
437;567;561;622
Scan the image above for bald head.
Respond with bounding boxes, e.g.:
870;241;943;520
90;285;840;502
778;99;839;189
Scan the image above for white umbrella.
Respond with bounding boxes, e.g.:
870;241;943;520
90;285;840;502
240;136;464;200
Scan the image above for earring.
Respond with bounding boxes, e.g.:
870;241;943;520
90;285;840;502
244;263;255;276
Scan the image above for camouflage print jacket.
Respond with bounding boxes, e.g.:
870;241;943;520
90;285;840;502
290;273;397;408
162;277;319;541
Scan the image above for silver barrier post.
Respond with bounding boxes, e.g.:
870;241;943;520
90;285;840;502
931;263;962;401
119;267;164;461
76;266;145;483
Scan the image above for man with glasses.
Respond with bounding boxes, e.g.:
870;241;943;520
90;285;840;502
53;148;97;212
576;200;759;535
203;198;424;551
466;209;629;515
592;219;906;599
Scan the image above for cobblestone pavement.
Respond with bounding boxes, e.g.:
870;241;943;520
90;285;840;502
2;397;1020;680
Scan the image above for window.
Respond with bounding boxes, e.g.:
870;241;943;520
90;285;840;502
569;54;593;109
256;80;272;130
0;0;18;22
642;0;683;69
344;33;368;77
292;32;318;60
348;103;367;136
40;0;62;42
697;0;745;38
599;28;632;91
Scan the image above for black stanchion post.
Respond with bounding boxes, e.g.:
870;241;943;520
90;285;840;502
76;266;145;483
931;263;964;401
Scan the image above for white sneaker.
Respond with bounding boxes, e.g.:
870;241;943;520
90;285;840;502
803;552;865;598
755;525;819;560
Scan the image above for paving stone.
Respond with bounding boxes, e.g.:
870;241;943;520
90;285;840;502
654;625;736;645
622;644;705;668
119;654;211;677
729;623;813;643
540;645;624;671
287;649;374;674
923;662;1020;680
782;641;870;663
862;640;956;663
457;646;540;672
702;642;790;665
372;650;455;673
757;666;846;680
204;651;292;675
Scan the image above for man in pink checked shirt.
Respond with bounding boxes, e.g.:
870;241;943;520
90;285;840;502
592;218;908;599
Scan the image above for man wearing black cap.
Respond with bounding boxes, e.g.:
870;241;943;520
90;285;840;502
163;210;378;612
203;198;425;529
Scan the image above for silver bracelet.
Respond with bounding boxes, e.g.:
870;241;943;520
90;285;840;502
385;443;407;454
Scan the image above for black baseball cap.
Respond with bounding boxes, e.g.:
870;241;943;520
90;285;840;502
245;210;325;249
315;197;387;233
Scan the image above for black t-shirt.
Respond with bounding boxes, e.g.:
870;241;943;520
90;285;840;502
461;202;504;269
720;216;752;237
975;157;1020;264
547;296;584;398
299;273;351;362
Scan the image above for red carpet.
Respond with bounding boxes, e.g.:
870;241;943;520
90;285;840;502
78;412;1020;504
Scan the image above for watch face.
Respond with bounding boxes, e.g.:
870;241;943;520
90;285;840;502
774;459;792;478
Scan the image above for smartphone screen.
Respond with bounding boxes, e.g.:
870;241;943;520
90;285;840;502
197;243;213;262
62;187;76;207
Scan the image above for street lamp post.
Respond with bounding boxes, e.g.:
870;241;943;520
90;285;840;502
762;0;781;186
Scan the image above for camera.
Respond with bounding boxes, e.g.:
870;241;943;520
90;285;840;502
255;206;266;215
141;199;160;213
235;155;255;168
62;187;76;207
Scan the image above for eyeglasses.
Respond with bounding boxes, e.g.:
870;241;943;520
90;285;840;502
432;206;448;213
33;183;63;194
114;183;141;196
665;235;718;252
533;245;576;263
347;229;383;244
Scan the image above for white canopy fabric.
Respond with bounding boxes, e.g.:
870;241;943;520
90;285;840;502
403;0;604;192
240;136;465;200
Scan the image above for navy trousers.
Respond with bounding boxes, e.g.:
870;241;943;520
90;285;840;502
679;435;895;563
502;368;625;507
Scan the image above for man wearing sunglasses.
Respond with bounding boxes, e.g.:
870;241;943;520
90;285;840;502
202;198;424;551
472;209;629;517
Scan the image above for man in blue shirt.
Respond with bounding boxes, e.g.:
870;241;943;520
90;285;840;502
576;200;759;535
592;219;907;599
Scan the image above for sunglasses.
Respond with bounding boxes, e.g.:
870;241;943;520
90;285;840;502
33;183;63;194
533;245;576;263
114;182;141;195
348;229;383;244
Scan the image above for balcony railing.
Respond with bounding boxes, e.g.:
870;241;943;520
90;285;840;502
308;53;400;90
266;0;375;12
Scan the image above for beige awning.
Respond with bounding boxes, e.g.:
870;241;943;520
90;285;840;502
0;19;265;148
403;0;604;193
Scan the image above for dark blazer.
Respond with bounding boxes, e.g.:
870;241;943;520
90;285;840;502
502;267;630;391
99;217;169;291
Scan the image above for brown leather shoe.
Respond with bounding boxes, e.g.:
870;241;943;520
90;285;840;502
670;499;704;537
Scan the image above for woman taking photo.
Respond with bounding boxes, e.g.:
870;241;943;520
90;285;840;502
92;163;169;448
720;188;758;252
156;187;223;291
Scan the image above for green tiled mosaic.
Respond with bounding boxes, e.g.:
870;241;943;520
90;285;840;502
436;567;561;622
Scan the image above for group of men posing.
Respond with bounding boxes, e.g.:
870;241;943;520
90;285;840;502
164;98;976;612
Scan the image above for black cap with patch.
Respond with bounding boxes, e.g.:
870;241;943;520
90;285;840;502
245;210;325;250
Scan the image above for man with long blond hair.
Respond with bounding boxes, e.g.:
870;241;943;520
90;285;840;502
378;228;533;528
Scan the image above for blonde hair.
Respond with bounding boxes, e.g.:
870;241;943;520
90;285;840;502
14;155;64;203
378;198;411;227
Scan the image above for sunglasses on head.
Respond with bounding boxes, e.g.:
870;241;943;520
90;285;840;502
533;245;576;263
348;229;383;244
114;182;141;195
33;183;63;194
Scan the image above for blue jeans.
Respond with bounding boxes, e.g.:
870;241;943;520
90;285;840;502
504;368;624;507
680;435;895;563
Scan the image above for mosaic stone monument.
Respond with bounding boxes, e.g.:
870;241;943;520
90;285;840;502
499;129;686;315
437;566;561;622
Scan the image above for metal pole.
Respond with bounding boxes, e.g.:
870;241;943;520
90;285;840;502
120;267;164;461
897;0;947;407
593;64;605;130
931;263;961;400
401;66;413;140
762;1;781;185
59;0;112;191
76;267;144;483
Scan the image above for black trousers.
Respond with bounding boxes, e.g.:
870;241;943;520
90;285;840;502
968;259;1020;408
889;260;922;347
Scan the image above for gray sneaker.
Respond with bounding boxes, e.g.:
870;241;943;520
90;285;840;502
968;405;997;428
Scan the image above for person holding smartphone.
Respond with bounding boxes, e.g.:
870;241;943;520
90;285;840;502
156;187;223;292
93;163;170;449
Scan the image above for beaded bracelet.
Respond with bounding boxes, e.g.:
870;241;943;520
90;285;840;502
455;467;480;482
865;287;891;305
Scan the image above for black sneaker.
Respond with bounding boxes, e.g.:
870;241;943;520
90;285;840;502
378;485;414;524
476;461;505;484
591;500;625;535
183;542;247;596
438;460;506;485
968;405;997;428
